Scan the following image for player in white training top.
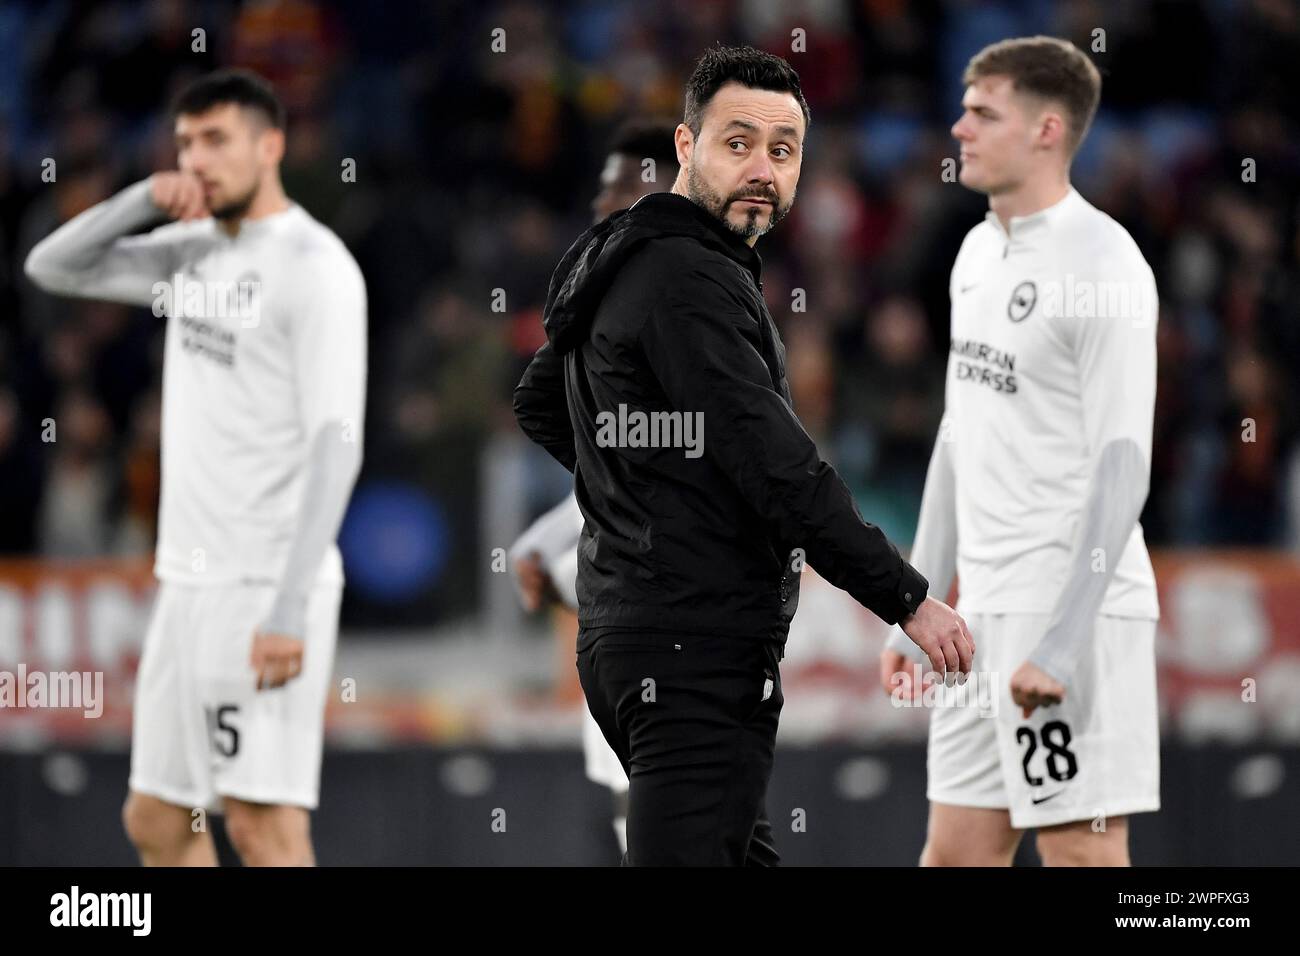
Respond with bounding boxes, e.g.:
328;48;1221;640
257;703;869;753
25;69;366;866
879;37;1159;866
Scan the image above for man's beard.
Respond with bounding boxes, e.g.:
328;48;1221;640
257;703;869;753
209;181;259;222
686;163;793;240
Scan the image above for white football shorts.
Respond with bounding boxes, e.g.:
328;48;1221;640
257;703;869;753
128;581;341;812
926;612;1160;829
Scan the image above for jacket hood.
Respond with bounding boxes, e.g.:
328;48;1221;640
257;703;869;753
542;192;763;355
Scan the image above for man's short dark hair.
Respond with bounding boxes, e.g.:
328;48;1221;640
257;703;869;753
683;45;810;138
964;36;1101;155
608;120;680;171
171;68;286;129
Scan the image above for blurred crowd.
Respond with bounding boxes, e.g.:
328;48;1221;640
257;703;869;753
0;0;1298;623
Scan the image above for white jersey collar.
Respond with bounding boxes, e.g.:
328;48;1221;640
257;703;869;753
984;186;1080;241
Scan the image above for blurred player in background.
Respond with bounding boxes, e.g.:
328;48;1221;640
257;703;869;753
25;69;367;866
880;37;1160;866
509;120;679;856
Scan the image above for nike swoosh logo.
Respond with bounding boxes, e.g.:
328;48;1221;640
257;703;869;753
958;283;980;294
1031;791;1064;805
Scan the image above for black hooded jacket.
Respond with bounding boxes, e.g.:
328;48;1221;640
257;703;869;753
514;192;927;645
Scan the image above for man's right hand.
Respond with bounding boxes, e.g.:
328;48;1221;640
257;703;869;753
879;648;924;701
898;596;975;676
150;172;208;221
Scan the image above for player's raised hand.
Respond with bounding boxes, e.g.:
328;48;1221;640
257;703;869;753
899;596;975;676
1009;661;1064;718
251;632;304;690
150;171;208;221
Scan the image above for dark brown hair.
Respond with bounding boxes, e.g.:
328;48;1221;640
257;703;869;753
683;45;810;139
172;68;285;129
964;36;1101;155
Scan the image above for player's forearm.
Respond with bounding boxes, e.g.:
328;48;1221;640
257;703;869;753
24;179;161;298
261;422;363;638
508;492;582;565
1028;439;1149;685
886;433;958;660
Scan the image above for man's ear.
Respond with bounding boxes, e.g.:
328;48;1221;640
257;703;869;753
260;125;286;167
674;123;693;168
1036;109;1067;153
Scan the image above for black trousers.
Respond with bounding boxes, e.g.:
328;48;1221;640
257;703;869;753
577;629;784;866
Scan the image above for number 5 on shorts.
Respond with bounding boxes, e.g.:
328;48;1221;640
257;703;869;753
205;704;241;758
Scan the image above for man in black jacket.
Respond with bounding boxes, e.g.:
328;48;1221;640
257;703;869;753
514;45;974;865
